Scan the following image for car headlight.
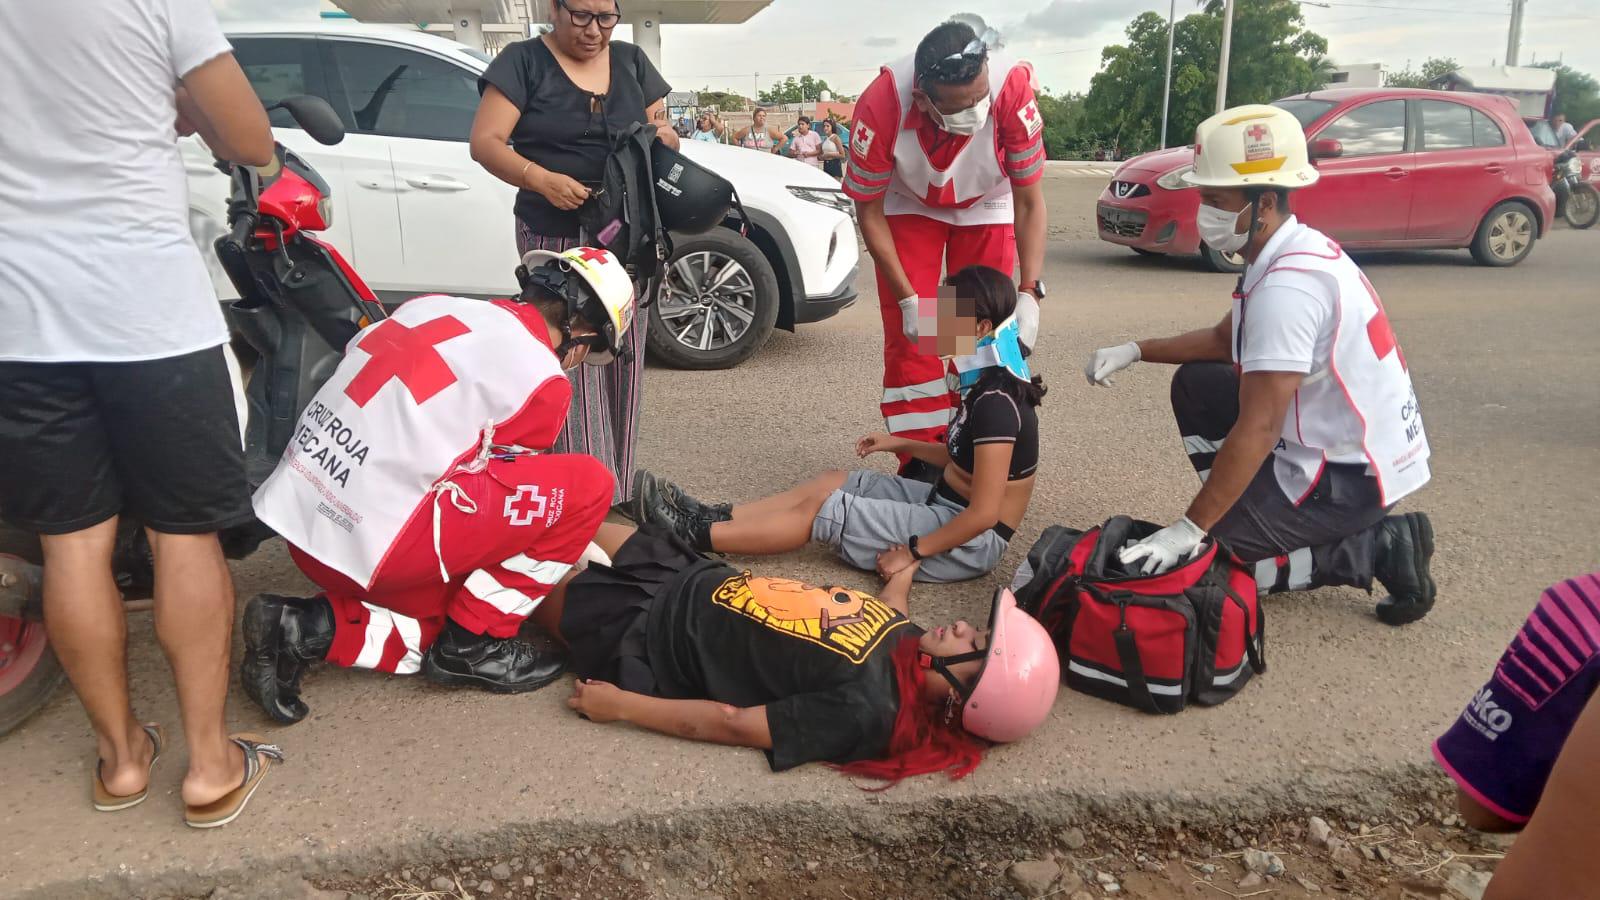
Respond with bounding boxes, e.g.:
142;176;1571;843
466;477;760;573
788;185;854;217
1156;166;1195;190
1566;157;1584;176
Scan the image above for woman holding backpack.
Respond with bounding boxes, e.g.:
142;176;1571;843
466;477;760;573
632;266;1044;584
469;0;678;506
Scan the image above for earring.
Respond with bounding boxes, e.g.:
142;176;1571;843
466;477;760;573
942;691;959;726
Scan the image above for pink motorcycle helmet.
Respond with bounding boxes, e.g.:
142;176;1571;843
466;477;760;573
923;588;1060;743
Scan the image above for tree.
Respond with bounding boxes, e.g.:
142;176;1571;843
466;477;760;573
1082;0;1330;155
696;88;749;112
1535;62;1600;128
1036;91;1091;159
758;75;852;105
1385;57;1459;89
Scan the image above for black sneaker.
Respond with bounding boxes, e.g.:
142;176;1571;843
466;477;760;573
241;594;334;725
421;620;566;693
1373;512;1437;626
632;470;719;550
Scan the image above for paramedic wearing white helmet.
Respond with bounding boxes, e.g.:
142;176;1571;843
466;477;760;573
1084;105;1437;625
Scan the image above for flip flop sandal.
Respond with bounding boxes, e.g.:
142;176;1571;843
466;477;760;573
93;723;166;812
183;734;285;829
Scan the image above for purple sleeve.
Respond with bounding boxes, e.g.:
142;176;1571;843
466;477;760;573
1434;574;1600;823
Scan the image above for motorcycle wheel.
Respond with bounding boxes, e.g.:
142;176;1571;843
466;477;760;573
0;530;65;737
1565;183;1599;230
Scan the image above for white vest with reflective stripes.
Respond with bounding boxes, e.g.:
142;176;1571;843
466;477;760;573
253;296;563;588
883;54;1018;227
1233;223;1431;506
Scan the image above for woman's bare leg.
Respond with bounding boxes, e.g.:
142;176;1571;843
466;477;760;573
529;522;637;642
710;470;848;555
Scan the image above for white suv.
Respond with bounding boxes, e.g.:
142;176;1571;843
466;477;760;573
183;23;860;369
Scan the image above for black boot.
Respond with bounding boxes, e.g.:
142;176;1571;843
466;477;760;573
632;470;721;551
421;620;566;693
1373;512;1437;626
241;594;334;725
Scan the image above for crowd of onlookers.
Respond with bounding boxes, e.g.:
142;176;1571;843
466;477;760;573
676;107;853;180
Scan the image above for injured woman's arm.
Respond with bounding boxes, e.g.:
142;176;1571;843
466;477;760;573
568;680;773;749
881;442;1013;579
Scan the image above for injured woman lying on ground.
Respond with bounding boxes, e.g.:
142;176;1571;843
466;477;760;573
526;522;1059;784
631;265;1045;584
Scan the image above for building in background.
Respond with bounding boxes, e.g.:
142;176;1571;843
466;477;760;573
1328;63;1384;89
1433;66;1558;118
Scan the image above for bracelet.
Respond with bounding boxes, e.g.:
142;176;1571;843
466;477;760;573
908;535;924;561
519;159;534;189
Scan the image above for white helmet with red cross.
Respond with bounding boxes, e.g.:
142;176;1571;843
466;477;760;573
517;247;636;361
1182;104;1320;190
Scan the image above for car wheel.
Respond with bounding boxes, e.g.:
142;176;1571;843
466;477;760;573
647;229;780;370
1470;201;1537;267
0;529;65;739
1200;242;1246;273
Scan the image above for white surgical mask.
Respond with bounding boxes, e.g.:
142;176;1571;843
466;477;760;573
1195;203;1249;255
934;95;992;136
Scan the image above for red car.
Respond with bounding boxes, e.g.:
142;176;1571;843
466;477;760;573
1098;88;1559;271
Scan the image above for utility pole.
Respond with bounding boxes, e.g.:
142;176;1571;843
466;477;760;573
1215;0;1236;113
1160;0;1176;148
1506;0;1526;66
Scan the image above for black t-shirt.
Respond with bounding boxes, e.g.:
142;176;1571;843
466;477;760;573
647;560;915;772
479;38;670;237
946;384;1039;480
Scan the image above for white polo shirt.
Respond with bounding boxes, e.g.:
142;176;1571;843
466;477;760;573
0;0;233;362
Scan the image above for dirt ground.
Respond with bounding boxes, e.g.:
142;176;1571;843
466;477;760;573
4;171;1597;900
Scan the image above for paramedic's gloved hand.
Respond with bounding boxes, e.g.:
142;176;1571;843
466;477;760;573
1014;292;1041;348
1118;517;1207;576
1084;341;1141;387
898;296;921;345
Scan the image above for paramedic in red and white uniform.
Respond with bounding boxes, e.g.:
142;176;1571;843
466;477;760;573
1083;105;1439;626
843;20;1047;478
239;248;636;725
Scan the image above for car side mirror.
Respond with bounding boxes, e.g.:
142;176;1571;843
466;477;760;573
273;95;345;147
1309;138;1343;160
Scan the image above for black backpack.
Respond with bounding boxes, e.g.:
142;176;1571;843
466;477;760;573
577;121;672;291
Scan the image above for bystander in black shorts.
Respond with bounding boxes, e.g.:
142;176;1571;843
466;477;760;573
0;346;251;535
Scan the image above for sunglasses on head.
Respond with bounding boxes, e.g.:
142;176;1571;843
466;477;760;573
919;29;996;86
557;0;621;30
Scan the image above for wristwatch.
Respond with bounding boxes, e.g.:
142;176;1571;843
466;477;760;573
908;535;925;560
1021;280;1047;299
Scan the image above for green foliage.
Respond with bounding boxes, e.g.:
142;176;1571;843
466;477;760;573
758;75;853;105
1385;57;1459;89
1535;62;1600;127
1075;0;1329;156
697;88;749;112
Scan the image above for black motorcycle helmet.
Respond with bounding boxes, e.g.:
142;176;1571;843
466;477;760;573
650;141;738;234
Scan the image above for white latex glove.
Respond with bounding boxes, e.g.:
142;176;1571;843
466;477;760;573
1084;341;1141;387
898;296;921;344
1118;517;1207;577
1014;291;1040;348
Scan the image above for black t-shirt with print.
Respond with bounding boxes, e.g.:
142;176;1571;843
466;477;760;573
647;560;915;772
946;384;1039;480
479;38;670;237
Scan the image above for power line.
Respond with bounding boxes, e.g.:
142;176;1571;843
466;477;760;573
673;46;1096;83
1312;0;1598;19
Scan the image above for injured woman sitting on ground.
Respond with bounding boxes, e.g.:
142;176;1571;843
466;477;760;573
531;522;1059;783
633;265;1045;584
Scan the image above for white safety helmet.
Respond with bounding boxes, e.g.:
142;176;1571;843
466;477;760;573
1182;104;1320;190
516;247;636;364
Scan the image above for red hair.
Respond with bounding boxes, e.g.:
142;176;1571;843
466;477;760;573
835;635;988;789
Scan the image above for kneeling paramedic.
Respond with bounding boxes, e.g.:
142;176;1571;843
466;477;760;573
1083;105;1437;625
242;248;635;724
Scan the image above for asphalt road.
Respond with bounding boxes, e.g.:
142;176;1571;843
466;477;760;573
4;173;1597;898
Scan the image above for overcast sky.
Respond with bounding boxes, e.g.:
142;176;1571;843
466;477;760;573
216;0;1600;99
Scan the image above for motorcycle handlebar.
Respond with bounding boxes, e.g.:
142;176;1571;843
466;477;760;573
228;212;257;248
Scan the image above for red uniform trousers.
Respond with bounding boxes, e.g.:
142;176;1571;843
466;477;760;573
289;453;613;675
877;214;1017;465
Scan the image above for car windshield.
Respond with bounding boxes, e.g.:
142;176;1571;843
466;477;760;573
1525;118;1560;148
1272;99;1336;130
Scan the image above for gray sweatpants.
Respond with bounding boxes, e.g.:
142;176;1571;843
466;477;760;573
811;470;1008;583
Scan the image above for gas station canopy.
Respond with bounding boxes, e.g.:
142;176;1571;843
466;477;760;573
328;0;774;66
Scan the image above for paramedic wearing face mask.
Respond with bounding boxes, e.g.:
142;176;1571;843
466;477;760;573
843;19;1048;480
1083;106;1438;626
239;249;632;725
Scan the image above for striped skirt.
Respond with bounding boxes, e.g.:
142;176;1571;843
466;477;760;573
516;220;648;505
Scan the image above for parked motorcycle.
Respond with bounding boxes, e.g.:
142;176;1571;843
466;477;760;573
1555;146;1598;230
0;95;370;735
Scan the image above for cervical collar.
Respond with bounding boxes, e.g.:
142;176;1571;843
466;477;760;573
950;314;1031;394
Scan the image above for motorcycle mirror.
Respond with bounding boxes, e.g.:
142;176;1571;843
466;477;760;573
273;95;345;146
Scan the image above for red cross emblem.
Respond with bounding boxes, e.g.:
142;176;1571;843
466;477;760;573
575;248;611;265
1246;124;1270;142
503;485;548;526
1023;105;1037;123
343;316;471;408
